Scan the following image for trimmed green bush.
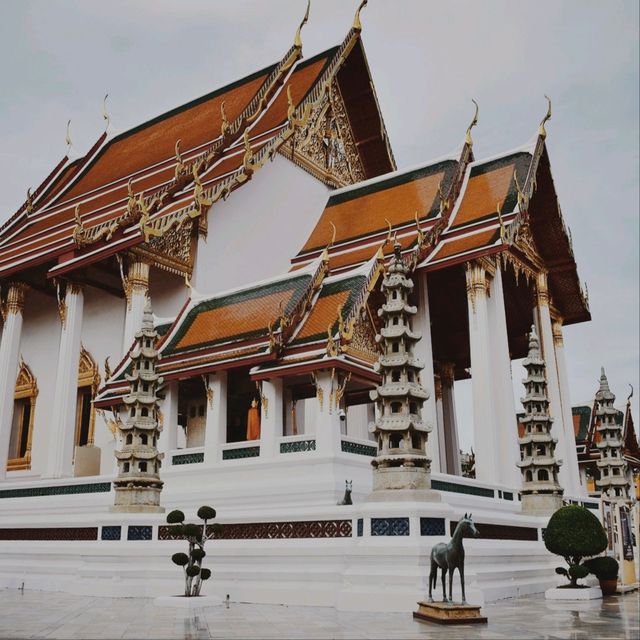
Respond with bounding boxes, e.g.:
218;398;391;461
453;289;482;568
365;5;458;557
171;552;189;566
545;505;608;587
167;510;185;524
166;505;219;597
197;506;216;520
585;556;619;581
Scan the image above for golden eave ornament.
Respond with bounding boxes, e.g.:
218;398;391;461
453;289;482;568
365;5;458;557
538;95;552;139
102;93;111;133
294;0;311;49
353;0;368;32
465;99;479;146
65;120;72;154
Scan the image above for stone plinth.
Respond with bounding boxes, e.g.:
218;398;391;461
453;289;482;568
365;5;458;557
520;493;563;516
372;465;430;491
545;586;602;600
413;601;487;624
111;486;164;513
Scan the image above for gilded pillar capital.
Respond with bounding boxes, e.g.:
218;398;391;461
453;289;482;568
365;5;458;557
433;373;443;401
123;259;150;310
465;259;492;313
439;362;456;389
535;270;550;307
552;317;564;348
2;281;29;317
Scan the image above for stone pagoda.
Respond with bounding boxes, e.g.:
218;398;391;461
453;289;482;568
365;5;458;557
369;242;437;501
594;368;630;501
517;324;563;515
112;299;164;512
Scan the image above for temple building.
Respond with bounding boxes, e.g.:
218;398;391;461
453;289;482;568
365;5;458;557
0;3;631;610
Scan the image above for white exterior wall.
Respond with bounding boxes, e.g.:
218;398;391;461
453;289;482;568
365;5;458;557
12;291;60;478
192;156;330;292
149;269;187;320
80;287;126;475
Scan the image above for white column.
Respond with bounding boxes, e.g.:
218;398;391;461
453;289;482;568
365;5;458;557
433;376;447;470
535;272;574;495
122;260;150;354
158;380;179;458
465;260;499;483
487;268;521;489
314;371;342;456
414;273;442;472
45;283;84;478
259;378;282;459
552;317;584;496
440;364;462;475
203;371;227;466
0;283;28;480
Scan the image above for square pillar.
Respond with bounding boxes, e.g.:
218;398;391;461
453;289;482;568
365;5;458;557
486;267;521;489
45;283;84;478
259;378;283;459
122;260;150;355
414;273;443;472
0;283;28;480
439;363;462;476
552;316;584;496
465;260;499;483
158;381;179;460
535;272;578;495
314;370;342;457
203;371;227;466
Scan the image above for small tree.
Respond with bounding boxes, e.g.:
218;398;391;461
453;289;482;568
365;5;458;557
544;505;608;587
167;506;222;597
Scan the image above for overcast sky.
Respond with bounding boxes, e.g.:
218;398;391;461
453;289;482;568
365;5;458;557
0;0;638;450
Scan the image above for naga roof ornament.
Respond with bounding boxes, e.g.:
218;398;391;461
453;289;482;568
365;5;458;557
538;95;552;139
464;99;479;147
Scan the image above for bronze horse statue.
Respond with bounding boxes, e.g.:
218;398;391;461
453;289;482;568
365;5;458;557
428;513;479;604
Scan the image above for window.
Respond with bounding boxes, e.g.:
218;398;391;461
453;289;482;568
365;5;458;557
123;462;130;473
125;434;133;445
7;362;38;471
140;434;148;445
391;402;402;414
391;371;401;382
139;461;147;472
75;347;100;452
538;469;549;481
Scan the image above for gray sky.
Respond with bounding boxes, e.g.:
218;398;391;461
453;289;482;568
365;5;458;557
0;0;638;449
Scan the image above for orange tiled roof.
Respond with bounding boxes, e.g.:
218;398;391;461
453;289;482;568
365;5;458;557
428;226;499;263
298;159;459;256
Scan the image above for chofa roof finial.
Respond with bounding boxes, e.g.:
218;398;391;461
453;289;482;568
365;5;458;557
65;119;72;154
294;0;311;49
465;99;479;146
102;94;111;133
538;95;552;139
353;0;368;32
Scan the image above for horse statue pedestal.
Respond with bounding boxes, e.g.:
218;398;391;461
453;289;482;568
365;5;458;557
413;601;487;625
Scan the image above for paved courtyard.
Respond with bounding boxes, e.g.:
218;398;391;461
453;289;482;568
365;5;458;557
0;589;637;639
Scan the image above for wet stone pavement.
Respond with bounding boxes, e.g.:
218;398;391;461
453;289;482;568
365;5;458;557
0;589;638;639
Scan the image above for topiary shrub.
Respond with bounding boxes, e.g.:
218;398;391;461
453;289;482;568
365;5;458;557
585;556;619;581
544;505;608;587
167;505;220;597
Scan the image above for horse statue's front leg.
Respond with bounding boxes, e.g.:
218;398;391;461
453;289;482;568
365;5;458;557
448;567;454;604
428;559;436;602
440;567;447;602
460;564;466;604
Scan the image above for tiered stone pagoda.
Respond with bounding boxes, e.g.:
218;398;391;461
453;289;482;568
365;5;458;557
369;242;436;500
517;325;563;514
112;299;164;513
594;368;631;501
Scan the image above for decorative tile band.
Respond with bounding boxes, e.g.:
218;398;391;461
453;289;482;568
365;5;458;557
583;502;599;510
0;482;111;499
357;518;363;537
159;519;352;540
280;439;316;454
0;527;98;541
127;525;153;541
172;452;205;465
450;521;538;541
222;446;260;460
431;479;495;498
371;517;410;536
420;517;446;536
101;526;122;541
341;440;377;457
